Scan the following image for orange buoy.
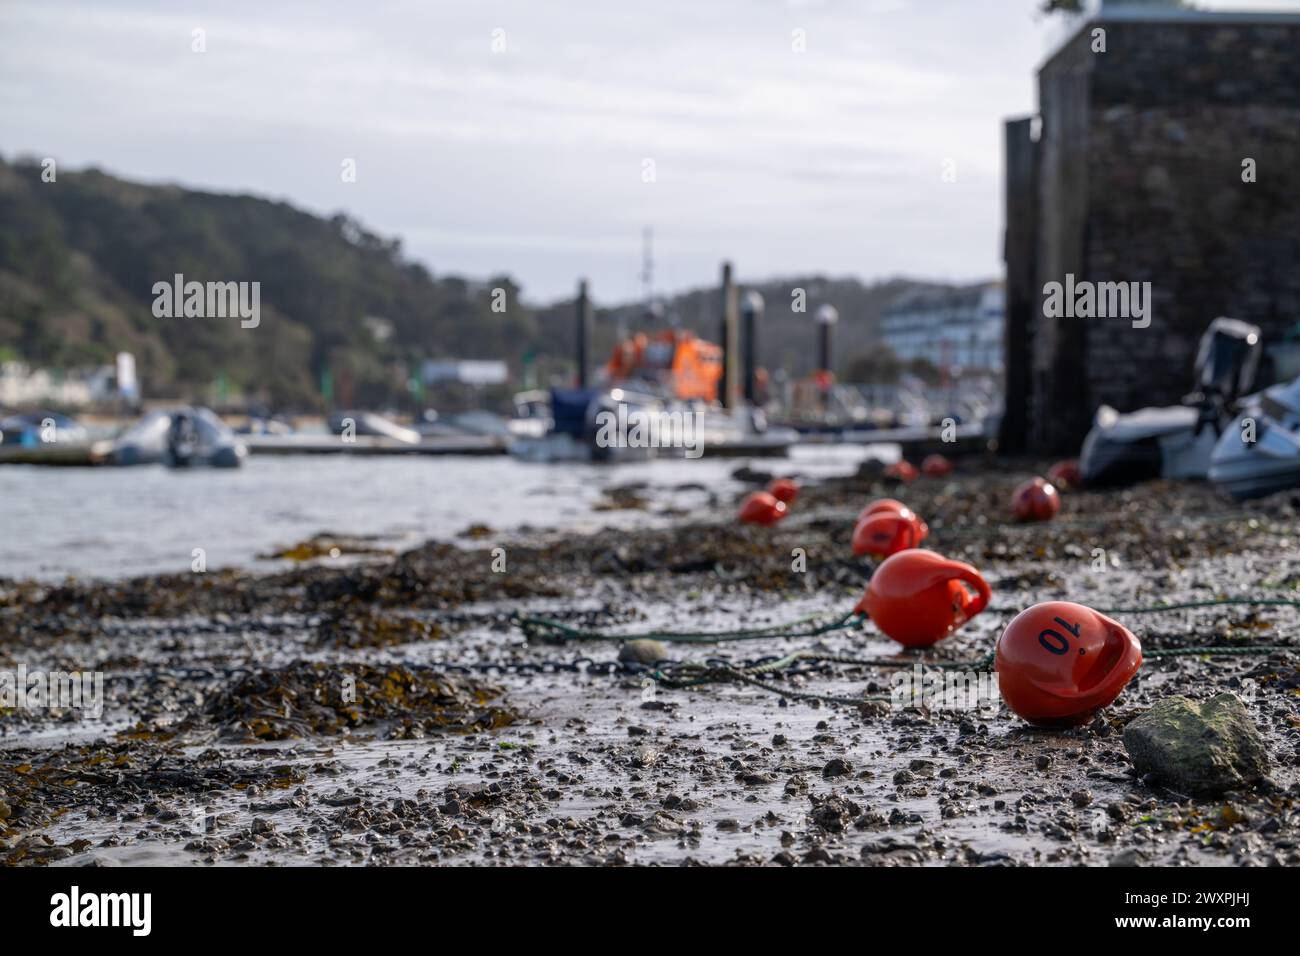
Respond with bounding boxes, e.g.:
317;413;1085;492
857;498;909;523
854;550;991;647
1012;477;1060;522
995;601;1142;727
852;506;929;558
884;460;918;482
767;478;799;505
921;454;953;478
1046;459;1082;492
738;491;787;525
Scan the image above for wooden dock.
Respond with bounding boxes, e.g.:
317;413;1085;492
0;440;115;466
793;423;992;457
244;432;794;458
242;435;508;456
1;429;976;465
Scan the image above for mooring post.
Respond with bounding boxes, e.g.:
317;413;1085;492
741;290;763;406
575;278;590;388
815;304;838;409
719;262;738;408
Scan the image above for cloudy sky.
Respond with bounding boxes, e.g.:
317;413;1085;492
2;0;1296;304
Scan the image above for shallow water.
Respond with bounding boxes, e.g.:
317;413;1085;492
0;445;886;581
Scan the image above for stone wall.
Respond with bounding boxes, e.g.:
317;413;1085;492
1023;15;1300;453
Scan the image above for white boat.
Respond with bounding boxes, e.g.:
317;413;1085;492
1080;318;1260;485
0;411;88;447
508;387;665;463
328;410;420;444
1210;376;1300;500
113;407;247;468
507;387;793;462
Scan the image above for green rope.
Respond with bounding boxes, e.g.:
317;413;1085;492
514;609;865;645
516;594;1300;712
1145;645;1297;658
651;642;1295;708
518;596;1300;650
652;651;890;706
988;597;1300;616
1098;598;1300;614
518;587;1300;649
794;651;997;671
719;669;886;706
651;649;997;703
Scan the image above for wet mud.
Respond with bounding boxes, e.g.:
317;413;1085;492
2;460;1299;866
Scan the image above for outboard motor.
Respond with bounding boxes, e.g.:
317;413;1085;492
167;409;199;467
1209;321;1300;500
1186;317;1262;433
1080;317;1261;486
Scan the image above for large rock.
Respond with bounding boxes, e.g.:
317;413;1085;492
1123;693;1270;796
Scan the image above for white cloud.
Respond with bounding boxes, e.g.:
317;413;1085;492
4;0;1292;302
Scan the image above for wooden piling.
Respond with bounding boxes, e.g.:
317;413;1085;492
575;278;591;388
719;262;738;408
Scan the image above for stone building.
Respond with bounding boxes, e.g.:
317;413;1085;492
1001;1;1300;454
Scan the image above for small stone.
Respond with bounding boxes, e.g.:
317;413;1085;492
618;640;670;666
1035;755;1051;771
809;794;861;832
821;758;853;778
1123;693;1271;796
28;845;73;862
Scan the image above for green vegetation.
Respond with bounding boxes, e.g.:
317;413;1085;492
0;156;531;409
0;155;941;410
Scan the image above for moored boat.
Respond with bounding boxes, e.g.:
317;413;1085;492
113;407;247;467
1210;377;1300;500
1080;318;1260;485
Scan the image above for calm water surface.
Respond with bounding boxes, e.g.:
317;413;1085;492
0;445;884;580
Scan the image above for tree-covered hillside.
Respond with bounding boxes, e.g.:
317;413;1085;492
0;157;534;409
0;156;962;410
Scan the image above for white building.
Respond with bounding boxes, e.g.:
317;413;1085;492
420;359;508;386
0;360;121;408
878;282;1004;373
